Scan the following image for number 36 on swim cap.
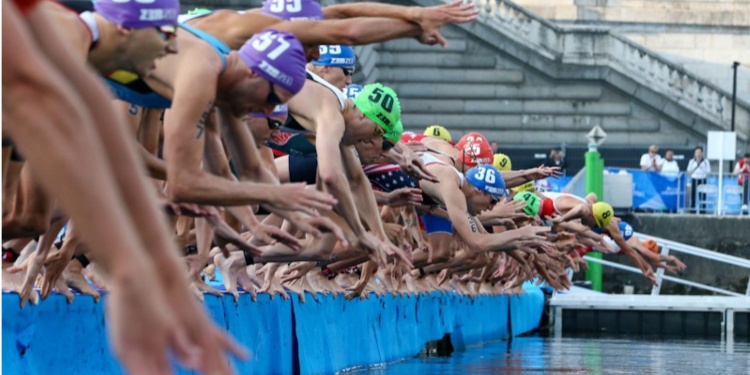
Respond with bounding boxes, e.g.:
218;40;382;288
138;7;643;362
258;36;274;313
465;164;507;197
352;83;403;143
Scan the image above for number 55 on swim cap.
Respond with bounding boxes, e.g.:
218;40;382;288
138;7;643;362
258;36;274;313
94;0;179;28
353;83;403;143
261;0;324;20
239;30;307;95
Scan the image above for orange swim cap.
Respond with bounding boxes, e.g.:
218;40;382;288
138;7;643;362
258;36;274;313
643;239;659;253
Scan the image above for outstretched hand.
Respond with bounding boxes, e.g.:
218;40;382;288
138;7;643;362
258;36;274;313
206;215;263;258
415;0;479;47
271;183;337;216
385;187;423;207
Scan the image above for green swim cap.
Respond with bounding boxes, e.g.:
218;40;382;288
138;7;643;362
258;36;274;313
352;83;403;143
187;7;212;16
513;191;541;217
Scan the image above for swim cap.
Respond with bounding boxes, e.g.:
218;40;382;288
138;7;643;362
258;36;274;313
344;84;363;99
592;202;614;228
619;221;634;241
261;0;323;21
455;132;493;167
400;132;426;143
465;164;506;197
511;180;535;193
540;198;555;219
493;153;512;171
352;83;403;143
424;125;452;142
513;191;540;217
95;0;179;28
186;7;212;16
643;238;659;254
249;104;288;119
312;45;356;68
239;30;307;95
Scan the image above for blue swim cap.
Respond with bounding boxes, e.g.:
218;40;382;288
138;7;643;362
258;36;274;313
312;45;356;68
465;164;506;197
344;84;363;99
619;221;634;241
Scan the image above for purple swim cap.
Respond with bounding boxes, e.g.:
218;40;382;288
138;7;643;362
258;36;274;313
249;104;288;118
239;30;307;95
261;0;324;21
94;0;179;28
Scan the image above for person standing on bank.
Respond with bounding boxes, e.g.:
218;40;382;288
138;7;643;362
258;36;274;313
686;146;711;214
733;152;750;211
660;149;680;176
545;148;567;176
640;145;662;172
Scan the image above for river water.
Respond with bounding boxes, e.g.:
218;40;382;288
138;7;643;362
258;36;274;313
369;336;750;375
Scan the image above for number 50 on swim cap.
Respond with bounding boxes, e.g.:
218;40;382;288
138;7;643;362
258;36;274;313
352;83;403;143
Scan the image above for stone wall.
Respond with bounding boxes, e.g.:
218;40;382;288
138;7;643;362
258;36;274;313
513;0;750;26
513;0;750;115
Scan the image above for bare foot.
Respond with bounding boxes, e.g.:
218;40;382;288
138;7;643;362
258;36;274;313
280;271;307;303
192;277;223;298
237;266;260;302
62;260;100;302
213;252;245;301
204;264;217;281
53;272;74;303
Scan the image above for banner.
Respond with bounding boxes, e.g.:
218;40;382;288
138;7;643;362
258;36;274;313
536;176;573;193
604;168;685;212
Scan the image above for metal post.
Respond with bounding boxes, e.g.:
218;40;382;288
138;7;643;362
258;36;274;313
718;164;724;216
731;62;740;132
585;144;604;292
554;306;563;337
650;245;669;295
725;309;735;342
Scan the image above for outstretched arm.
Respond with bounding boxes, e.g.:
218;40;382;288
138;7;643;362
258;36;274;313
323;0;478;47
607;222;656;285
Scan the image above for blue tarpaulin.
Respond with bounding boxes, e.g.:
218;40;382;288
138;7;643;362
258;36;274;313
3;284;544;375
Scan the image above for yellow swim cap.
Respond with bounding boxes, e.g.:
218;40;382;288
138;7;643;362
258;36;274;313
493;153;512;171
511;180;535;193
592;202;614;228
424;125;452;142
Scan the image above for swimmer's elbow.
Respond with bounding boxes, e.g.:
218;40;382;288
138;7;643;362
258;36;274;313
166;174;199;203
319;168;343;190
465;237;486;254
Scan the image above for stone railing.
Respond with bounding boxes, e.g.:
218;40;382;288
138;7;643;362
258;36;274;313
408;0;749;139
353;44;380;85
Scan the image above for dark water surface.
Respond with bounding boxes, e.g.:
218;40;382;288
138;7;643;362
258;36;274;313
367;336;750;375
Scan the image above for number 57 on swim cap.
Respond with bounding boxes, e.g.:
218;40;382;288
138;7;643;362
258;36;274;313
239;30;307;95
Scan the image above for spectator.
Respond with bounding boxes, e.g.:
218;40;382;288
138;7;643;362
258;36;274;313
640;145;662;172
660;149;680;175
733;152;750;210
686;146;711;213
490;141;498;153
545;148;567;175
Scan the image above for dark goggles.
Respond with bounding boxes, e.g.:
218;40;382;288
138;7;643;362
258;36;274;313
267;118;283;130
267;81;282;105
